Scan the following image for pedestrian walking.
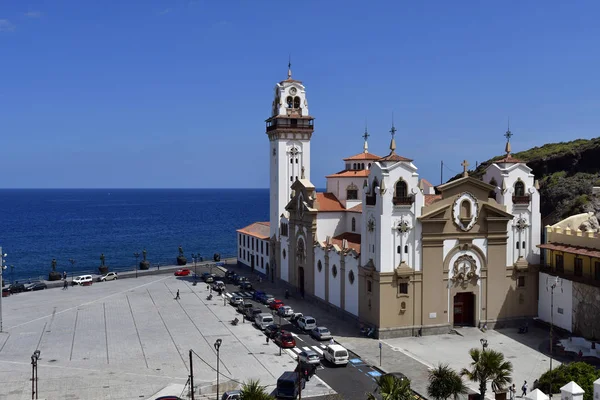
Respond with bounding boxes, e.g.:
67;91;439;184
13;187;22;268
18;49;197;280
63;271;67;280
63;280;69;290
175;289;180;300
266;336;269;345
329;338;335;345
509;383;515;400
521;381;528;397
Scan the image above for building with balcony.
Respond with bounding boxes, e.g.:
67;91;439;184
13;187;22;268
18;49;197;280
537;212;600;338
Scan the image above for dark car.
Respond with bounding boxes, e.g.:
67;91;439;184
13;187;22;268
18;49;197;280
264;324;281;339
235;276;248;285
253;290;265;301
239;281;253;291
27;282;47;291
9;283;26;293
2;287;10;297
245;307;263;322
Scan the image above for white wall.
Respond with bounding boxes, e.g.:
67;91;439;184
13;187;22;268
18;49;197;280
316;212;345;241
346;213;361;234
280;236;289;282
314;248;326;300
344;257;359;316
328;252;341;308
538;272;573;332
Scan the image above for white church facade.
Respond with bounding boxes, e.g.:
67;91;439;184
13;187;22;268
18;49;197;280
237;68;542;338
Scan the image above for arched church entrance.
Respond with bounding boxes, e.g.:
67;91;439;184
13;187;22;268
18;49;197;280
298;266;305;297
453;292;475;326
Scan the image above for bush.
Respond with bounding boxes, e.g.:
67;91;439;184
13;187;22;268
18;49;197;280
537;362;600;400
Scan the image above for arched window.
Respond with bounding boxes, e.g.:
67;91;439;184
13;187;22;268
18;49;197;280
361;163;365;169
352;217;356;232
317;260;322;272
514;181;525;197
460;200;471;219
366;177;378;206
353;163;357;170
347;183;358;200
395;180;408;198
404;245;408;254
489;178;498;200
293;96;301;108
332;265;338;278
286;96;293;108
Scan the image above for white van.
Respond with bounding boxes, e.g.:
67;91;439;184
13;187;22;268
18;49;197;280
323;344;349;366
73;275;93;286
254;313;274;330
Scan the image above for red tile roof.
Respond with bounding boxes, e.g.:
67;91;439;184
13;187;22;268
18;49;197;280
343;152;382;161
332;232;361;253
325;170;370;178
237;222;270;240
424;194;442;206
538;243;600;258
378;152;413;162
496;155;523;164
421;179;433;189
316;193;345;212
347;204;362;213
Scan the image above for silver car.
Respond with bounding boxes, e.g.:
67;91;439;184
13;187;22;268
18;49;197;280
229;295;243;306
298;350;321;365
310;326;332;341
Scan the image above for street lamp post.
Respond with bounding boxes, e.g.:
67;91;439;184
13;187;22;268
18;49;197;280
214;339;222;400
0;248;7;333
134;252;140;278
31;349;40;399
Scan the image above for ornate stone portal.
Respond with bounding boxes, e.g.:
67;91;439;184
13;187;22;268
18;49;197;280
450;254;479;284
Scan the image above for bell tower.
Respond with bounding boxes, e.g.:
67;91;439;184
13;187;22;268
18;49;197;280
266;63;315;238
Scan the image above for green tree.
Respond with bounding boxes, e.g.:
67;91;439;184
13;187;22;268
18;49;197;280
240;379;274;400
460;348;512;400
367;374;413;400
428;363;468;400
537;362;600;400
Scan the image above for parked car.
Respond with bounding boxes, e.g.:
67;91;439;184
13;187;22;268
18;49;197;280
297;316;317;331
212;281;225;291
245;307;263;322
72;275;93;286
9;283;26;293
274;331;296;348
237;302;254;314
2;287;10;297
24;280;43;290
235;276;248;285
310;326;332;341
239;281;253;291
323;344;349;366
262;294;275;304
229;295;243;306
174;269;190;276
221;390;241;400
27;282;47;291
297;350;321;366
289;313;303;324
264;324;281;339
277;306;294;317
269;299;284;310
99;272;118;282
253;290;265;301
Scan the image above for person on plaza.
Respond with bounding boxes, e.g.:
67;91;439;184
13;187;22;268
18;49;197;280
175;289;180;300
63;279;69;290
329;338;335;345
521;381;528;397
509;383;515;400
63;271;67;280
265;336;269;345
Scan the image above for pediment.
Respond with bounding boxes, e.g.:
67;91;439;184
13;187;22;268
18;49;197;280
481;203;513;219
437;176;494;201
420;203;450;220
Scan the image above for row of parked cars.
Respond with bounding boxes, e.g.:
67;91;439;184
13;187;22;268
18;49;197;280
2;280;48;296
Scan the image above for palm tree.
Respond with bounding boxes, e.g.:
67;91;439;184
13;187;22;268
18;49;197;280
367;374;413;400
460;348;513;400
240;379;274;400
428;363;468;400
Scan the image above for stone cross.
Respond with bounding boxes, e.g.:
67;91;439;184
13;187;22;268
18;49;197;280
461;160;469;177
363;129;370;142
515;217;529;258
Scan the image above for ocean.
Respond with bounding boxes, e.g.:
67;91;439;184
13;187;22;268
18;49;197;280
0;189;269;282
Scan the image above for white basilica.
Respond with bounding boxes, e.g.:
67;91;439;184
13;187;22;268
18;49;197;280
237;67;542;337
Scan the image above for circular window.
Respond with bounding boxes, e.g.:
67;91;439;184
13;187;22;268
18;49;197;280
348;270;355;284
317;260;322;272
332;265;338;278
283;249;286;259
401;301;406;309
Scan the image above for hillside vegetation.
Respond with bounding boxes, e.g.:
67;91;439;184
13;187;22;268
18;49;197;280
449;137;600;225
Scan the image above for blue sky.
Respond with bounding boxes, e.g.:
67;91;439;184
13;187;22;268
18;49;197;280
1;1;599;189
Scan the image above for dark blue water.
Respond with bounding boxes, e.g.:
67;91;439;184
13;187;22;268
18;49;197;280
0;189;268;282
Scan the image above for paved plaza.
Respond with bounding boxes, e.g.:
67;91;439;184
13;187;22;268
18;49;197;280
0;274;335;399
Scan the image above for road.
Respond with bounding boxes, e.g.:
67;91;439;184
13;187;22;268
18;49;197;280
215;271;382;400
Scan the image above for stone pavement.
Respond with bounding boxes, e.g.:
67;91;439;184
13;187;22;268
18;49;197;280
0;271;335;400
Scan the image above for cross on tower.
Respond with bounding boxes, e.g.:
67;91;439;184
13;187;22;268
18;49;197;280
461;160;470;177
389;124;397;138
396;219;412;264
504;129;513;142
363;129;370;142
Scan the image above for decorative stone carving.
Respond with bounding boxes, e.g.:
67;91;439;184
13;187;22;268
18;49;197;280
452;192;479;231
451;254;478;283
367;218;375;232
579;215;600;232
